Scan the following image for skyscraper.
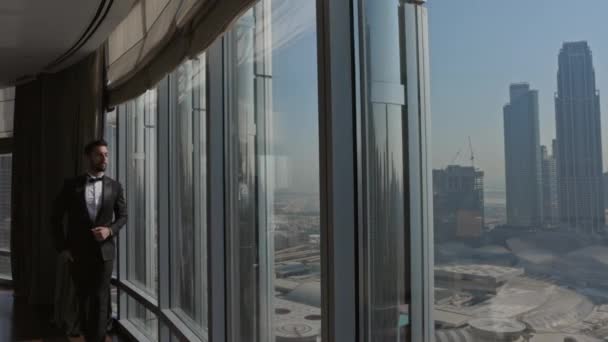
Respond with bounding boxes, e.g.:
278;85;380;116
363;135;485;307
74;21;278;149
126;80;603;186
555;41;604;233
541;144;558;227
433;165;484;241
503;83;543;228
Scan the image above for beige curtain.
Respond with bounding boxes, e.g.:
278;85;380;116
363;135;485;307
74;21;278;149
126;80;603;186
107;0;257;107
107;0;184;87
177;0;205;27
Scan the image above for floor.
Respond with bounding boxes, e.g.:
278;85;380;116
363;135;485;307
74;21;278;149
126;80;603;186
0;287;128;342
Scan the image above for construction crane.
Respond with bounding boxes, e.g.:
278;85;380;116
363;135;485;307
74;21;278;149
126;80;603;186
468;136;475;168
448;137;475;167
450;147;463;165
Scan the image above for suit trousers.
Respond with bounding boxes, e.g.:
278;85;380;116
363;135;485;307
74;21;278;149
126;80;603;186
71;256;113;342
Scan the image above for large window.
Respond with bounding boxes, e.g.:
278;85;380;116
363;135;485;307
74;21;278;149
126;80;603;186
105;0;433;340
226;1;322;341
124;89;158;297
168;53;208;336
0;87;14;280
430;1;608;342
0;154;11;279
0;87;14;139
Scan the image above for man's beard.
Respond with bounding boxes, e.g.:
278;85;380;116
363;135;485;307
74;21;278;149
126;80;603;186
93;164;107;172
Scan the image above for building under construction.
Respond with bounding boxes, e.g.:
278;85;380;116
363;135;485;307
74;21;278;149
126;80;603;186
433;165;485;241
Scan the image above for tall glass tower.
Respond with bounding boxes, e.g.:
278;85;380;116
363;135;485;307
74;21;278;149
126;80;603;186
555;41;604;233
503;83;543;228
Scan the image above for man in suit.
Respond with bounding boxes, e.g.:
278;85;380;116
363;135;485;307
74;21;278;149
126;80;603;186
51;139;127;342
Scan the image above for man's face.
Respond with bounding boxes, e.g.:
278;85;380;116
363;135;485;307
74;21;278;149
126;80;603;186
88;145;109;173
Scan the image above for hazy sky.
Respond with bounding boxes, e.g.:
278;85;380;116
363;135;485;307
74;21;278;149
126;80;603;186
427;0;608;189
271;0;319;194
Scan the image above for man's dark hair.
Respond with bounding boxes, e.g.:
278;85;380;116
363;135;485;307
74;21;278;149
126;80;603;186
84;139;108;155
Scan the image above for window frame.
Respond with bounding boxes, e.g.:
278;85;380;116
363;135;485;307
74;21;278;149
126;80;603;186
316;0;358;340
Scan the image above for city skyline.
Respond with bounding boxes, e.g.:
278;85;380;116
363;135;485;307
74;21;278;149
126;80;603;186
428;0;608;189
432;40;606;195
435;40;607;231
430;5;608;337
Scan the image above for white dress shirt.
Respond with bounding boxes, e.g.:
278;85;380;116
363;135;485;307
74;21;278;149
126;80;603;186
85;173;104;222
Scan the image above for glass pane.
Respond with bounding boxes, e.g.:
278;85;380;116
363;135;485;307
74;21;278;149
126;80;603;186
111;286;118;319
104;110;119;278
171;332;187;342
430;2;608;341
0;87;14;138
0;87;14;102
125;90;158;297
358;1;411;340
104;110;118;180
127;296;158;341
0;154;11;251
0;255;10;277
226;0;321;341
0;154;11;280
169;53;208;337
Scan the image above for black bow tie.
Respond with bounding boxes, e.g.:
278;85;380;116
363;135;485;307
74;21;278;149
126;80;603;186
88;177;104;183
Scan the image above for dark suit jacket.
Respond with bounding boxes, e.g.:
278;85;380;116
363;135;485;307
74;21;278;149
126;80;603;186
51;175;127;261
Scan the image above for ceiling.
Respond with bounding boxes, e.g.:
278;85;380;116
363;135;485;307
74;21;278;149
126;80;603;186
0;0;135;87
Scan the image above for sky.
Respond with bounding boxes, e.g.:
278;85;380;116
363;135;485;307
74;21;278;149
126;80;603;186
427;0;608;189
270;0;319;194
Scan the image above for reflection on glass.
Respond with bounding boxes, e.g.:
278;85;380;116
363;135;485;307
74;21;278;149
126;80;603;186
128;296;158;341
124;90;158;297
0;87;13;280
359;0;410;341
111;286;118;319
104;110;118;180
0;154;11;279
227;0;321;341
169;53;208;337
171;332;187;342
0;87;14;138
0;256;10;278
104;110;119;278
